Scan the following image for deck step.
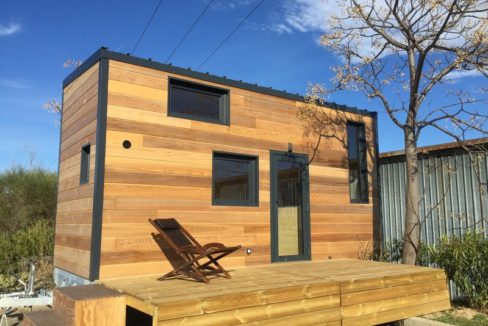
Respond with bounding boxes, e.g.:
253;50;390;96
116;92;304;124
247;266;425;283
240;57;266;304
51;284;126;326
23;309;72;326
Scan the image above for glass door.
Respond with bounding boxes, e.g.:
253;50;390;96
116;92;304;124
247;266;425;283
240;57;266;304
270;151;310;262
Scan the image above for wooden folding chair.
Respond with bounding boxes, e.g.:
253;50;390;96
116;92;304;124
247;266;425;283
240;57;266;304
149;218;241;283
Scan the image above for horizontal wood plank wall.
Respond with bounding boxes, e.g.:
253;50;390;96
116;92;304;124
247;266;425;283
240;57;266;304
54;63;99;279
99;59;376;279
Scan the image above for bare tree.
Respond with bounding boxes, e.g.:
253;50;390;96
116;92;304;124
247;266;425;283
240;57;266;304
298;84;382;256
300;0;488;265
43;99;62;118
43;59;82;120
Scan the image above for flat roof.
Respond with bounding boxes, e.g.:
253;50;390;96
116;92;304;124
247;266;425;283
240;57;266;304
63;47;376;118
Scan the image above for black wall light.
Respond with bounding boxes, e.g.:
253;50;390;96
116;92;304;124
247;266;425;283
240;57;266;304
288;143;293;152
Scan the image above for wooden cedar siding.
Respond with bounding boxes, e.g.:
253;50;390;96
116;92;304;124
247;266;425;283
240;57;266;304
99;59;376;279
54;63;99;279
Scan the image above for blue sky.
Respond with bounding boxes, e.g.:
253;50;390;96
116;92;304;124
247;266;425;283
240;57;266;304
0;0;486;171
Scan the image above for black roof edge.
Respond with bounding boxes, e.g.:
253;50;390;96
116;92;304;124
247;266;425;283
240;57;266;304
63;47;376;118
63;47;107;88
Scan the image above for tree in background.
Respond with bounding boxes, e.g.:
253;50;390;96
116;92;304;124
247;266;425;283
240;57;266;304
300;0;488;264
43;58;82;119
0;165;57;233
0;164;57;289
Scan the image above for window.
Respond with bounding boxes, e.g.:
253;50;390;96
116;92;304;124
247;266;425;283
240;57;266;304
80;144;90;185
212;153;258;206
168;78;230;125
347;123;368;203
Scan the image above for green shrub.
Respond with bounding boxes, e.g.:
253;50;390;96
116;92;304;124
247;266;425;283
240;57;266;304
0;219;55;292
0;165;56;292
12;219;54;260
0;274;16;291
0;219;54;275
0;165;56;234
374;239;430;266
383;239;404;262
430;232;488;312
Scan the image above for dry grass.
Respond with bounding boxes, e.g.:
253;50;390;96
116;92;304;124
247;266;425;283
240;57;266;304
424;305;488;326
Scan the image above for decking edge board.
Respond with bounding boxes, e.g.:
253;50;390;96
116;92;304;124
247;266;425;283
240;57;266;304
100;261;450;325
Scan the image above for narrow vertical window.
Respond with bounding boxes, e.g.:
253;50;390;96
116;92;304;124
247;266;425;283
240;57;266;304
347;123;368;203
80;144;90;185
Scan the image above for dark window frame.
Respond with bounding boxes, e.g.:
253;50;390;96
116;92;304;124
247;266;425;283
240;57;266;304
347;122;369;203
269;150;311;262
80;143;91;185
168;77;230;125
212;152;259;206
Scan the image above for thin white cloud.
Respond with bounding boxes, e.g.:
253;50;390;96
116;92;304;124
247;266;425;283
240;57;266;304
446;69;486;80
0;79;30;89
268;0;383;60
0;22;21;37
247;22;293;34
271;23;293;34
268;0;336;35
212;0;256;11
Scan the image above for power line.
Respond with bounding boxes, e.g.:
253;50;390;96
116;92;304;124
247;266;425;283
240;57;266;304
131;0;165;55
165;0;216;63
197;0;265;71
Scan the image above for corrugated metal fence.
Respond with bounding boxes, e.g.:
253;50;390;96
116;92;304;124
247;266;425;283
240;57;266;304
379;144;488;299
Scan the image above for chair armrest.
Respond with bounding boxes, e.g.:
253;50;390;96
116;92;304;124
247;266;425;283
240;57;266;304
203;242;226;249
177;245;202;255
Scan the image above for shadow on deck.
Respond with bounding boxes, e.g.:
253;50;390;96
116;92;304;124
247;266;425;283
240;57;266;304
101;259;451;326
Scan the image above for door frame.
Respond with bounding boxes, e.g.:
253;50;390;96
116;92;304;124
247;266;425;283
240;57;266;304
270;150;311;262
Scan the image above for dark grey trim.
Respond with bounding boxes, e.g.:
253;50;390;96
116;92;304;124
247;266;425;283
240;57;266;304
79;143;91;185
211;151;259;207
63;47;375;118
346;121;369;204
270;150;311;263
371;112;383;255
53;87;64;274
168;77;230;125
56;95;64;186
63;48;107;88
89;57;109;281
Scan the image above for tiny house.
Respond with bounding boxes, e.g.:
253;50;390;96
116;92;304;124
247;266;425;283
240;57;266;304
53;47;379;284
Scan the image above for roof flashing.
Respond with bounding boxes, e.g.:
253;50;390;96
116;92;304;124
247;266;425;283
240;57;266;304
63;47;376;117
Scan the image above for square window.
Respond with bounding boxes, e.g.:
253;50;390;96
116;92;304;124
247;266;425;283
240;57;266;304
168;78;230;125
212;153;258;206
80;144;90;185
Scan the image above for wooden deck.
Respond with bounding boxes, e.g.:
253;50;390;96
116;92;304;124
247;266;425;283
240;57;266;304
101;259;450;326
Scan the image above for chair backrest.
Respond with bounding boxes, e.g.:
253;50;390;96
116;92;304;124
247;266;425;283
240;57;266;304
152;218;202;251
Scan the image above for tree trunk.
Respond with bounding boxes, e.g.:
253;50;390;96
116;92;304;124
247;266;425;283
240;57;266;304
402;126;421;265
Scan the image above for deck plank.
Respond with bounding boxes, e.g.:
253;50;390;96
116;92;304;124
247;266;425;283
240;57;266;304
101;259;450;326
